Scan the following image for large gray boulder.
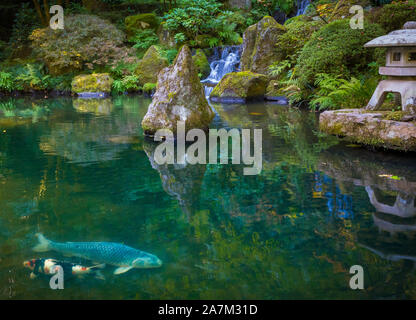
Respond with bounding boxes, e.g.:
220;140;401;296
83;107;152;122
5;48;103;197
141;45;214;135
240;16;285;74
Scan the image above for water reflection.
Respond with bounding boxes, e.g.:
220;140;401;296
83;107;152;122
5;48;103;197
1;96;416;298
318;145;416;266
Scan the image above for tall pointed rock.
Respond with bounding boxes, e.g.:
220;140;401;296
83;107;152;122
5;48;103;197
141;45;214;135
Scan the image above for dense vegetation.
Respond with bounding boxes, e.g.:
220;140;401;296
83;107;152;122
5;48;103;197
0;0;414;110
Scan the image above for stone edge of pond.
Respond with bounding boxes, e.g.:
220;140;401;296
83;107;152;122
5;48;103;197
319;108;416;152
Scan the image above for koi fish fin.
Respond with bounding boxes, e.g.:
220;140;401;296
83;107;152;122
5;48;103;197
32;233;51;252
89;263;106;270
114;266;133;275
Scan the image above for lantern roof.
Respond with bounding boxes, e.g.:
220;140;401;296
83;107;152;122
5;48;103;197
364;21;416;48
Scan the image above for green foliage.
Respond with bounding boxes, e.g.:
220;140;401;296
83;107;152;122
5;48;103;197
130;29;159;51
295;19;385;88
8;3;40;52
269;60;292;78
15;63;50;91
143;82;157;94
163;0;240;47
310;73;379;110
251;0;296;16
0;72;14;92
160;48;179;64
112;75;141;94
368;0;416;32
29;14;138;75
275;19;323;64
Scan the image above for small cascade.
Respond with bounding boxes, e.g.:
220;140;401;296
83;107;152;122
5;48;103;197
296;0;310;16
202;45;241;98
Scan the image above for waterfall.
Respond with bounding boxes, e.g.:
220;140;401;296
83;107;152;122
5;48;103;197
202;45;241;98
296;0;310;16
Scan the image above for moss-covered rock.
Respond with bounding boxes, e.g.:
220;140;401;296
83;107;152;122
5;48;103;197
192;49;210;79
319;109;416;151
209;71;268;103
141;45;214;135
71;73;113;97
125;13;159;40
134;45;169;85
240;16;286;74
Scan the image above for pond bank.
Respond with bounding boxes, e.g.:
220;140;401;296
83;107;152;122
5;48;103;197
319;109;416;152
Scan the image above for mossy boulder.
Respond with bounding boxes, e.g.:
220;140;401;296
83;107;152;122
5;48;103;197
209;71;268;103
192;49;210;79
135;45;169;85
125;13;159;40
141;45;214;135
71;73;113;97
319;109;416;151
240;16;286;74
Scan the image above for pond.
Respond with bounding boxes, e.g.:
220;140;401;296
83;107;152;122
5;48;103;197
1;95;416;299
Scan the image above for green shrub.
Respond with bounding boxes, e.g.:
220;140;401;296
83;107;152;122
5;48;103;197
310;73;379;110
29;14;138;75
275;19;324;64
129;29;159;53
143;82;156;94
295;19;385;87
163;0;240;47
368;0;416;32
112;75;141;94
0;72;15;92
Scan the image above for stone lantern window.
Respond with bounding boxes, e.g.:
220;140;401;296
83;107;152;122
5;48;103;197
364;21;416;113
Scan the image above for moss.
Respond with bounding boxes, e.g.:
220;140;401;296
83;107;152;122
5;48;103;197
134;45;168;85
71;73;113;93
384;111;405;121
210;71;268;100
192;49;210;79
125;13;159;40
143;82;156;94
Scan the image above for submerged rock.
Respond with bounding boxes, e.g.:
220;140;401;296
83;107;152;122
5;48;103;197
71;73;113;97
141;45;214;135
209;71;268;103
135;45;168;85
240;16;285;74
320;109;416;151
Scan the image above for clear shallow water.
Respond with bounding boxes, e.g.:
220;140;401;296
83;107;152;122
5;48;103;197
1;96;416;299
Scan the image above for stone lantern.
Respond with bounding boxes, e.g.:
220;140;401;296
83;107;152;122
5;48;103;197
364;21;416;113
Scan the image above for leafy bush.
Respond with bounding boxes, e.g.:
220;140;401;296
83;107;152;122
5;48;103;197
29;14;138;75
275;19;323;64
295;19;385;87
0;72;15;92
129;29;159;52
163;0;240;47
310;73;379;110
15;64;50;91
368;0;416;32
112;75;141;94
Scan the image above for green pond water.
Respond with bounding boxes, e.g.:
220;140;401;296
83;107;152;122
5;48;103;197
1;95;416;299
